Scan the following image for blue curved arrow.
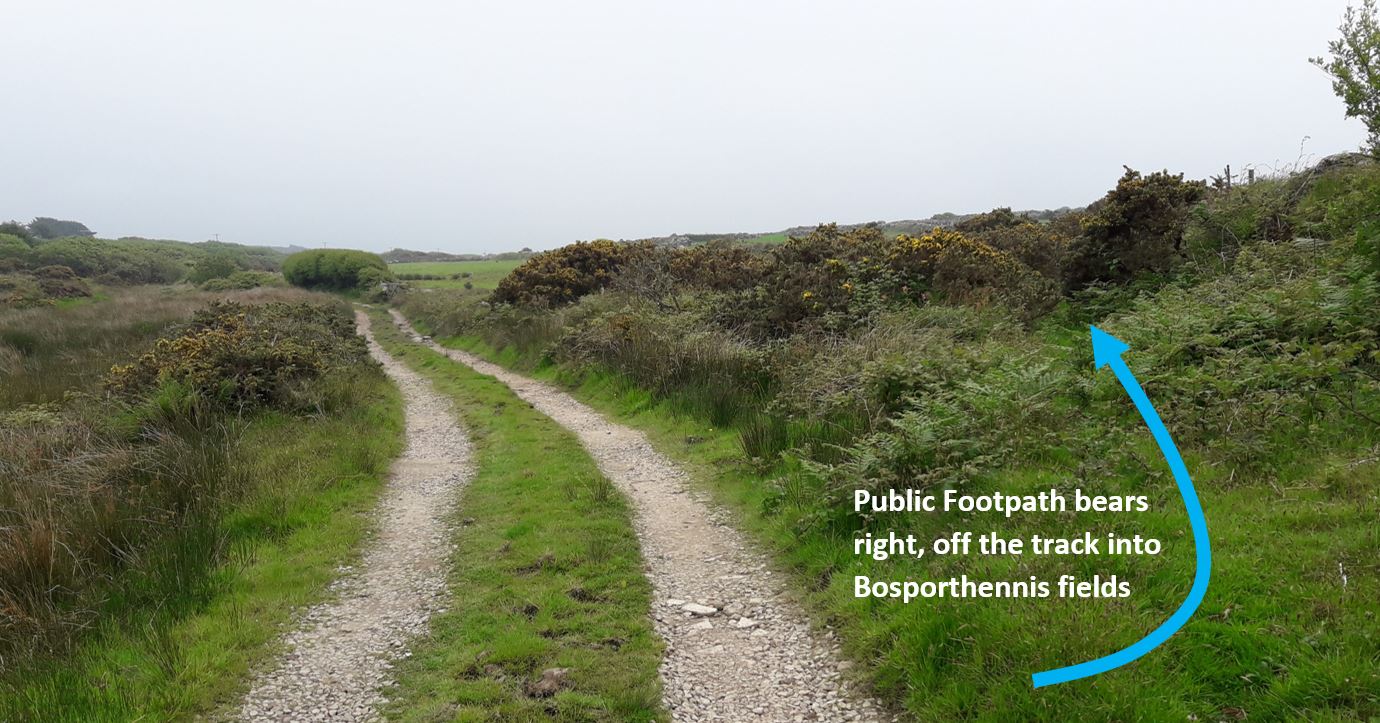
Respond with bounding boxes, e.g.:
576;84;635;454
1031;326;1212;688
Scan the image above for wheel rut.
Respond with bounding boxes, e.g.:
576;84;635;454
236;311;473;722
390;310;888;723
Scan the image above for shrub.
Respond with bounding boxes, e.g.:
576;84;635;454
31;266;91;300
615;241;767;309
106;301;368;413
886;228;1059;319
1064;167;1207;288
26;237;185;284
968;221;1072;281
491;239;634;308
712;224;885;338
281;249;392;292
0;275;46;308
199;270;283;291
0;233;30;259
187;253;241;284
954;207;1028;234
0;267;91;308
668;241;768;292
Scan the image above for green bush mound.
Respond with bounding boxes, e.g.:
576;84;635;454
282;249;394;294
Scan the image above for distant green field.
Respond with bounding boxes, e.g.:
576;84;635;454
388;259;522;290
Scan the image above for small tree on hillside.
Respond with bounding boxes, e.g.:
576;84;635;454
1313;0;1380;153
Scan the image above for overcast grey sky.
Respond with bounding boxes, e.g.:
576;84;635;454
0;1;1366;253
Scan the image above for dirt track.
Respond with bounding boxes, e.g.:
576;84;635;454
236;311;473;721
390;310;887;723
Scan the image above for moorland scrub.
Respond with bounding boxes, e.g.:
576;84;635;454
397;155;1380;718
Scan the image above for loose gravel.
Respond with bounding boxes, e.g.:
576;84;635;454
236;311;473;722
391;310;890;723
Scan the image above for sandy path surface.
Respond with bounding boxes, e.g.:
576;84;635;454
236;311;473;721
391;310;888;723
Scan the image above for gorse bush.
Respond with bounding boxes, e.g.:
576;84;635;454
107;300;368;413
1065;167;1207;288
710;224;885;338
885;228;1058;319
491;239;633;308
615;241;767;309
968;219;1072;282
953;206;1029;234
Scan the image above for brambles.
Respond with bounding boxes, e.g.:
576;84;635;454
491;239;635;308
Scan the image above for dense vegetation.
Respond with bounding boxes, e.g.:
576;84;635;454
0;225;290;306
283;248;394;294
400;152;1380;719
0;288;402;718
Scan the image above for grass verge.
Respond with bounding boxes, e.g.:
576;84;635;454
0;371;404;721
366;309;666;722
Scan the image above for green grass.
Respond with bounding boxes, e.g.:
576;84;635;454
389;260;523;290
0;371;404;721
366;309;666;721
424;331;1380;722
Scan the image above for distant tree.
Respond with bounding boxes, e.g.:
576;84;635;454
28;217;94;239
1313;0;1380;152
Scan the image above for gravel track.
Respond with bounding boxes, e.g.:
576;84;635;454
236;311;473;722
391;310;889;723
